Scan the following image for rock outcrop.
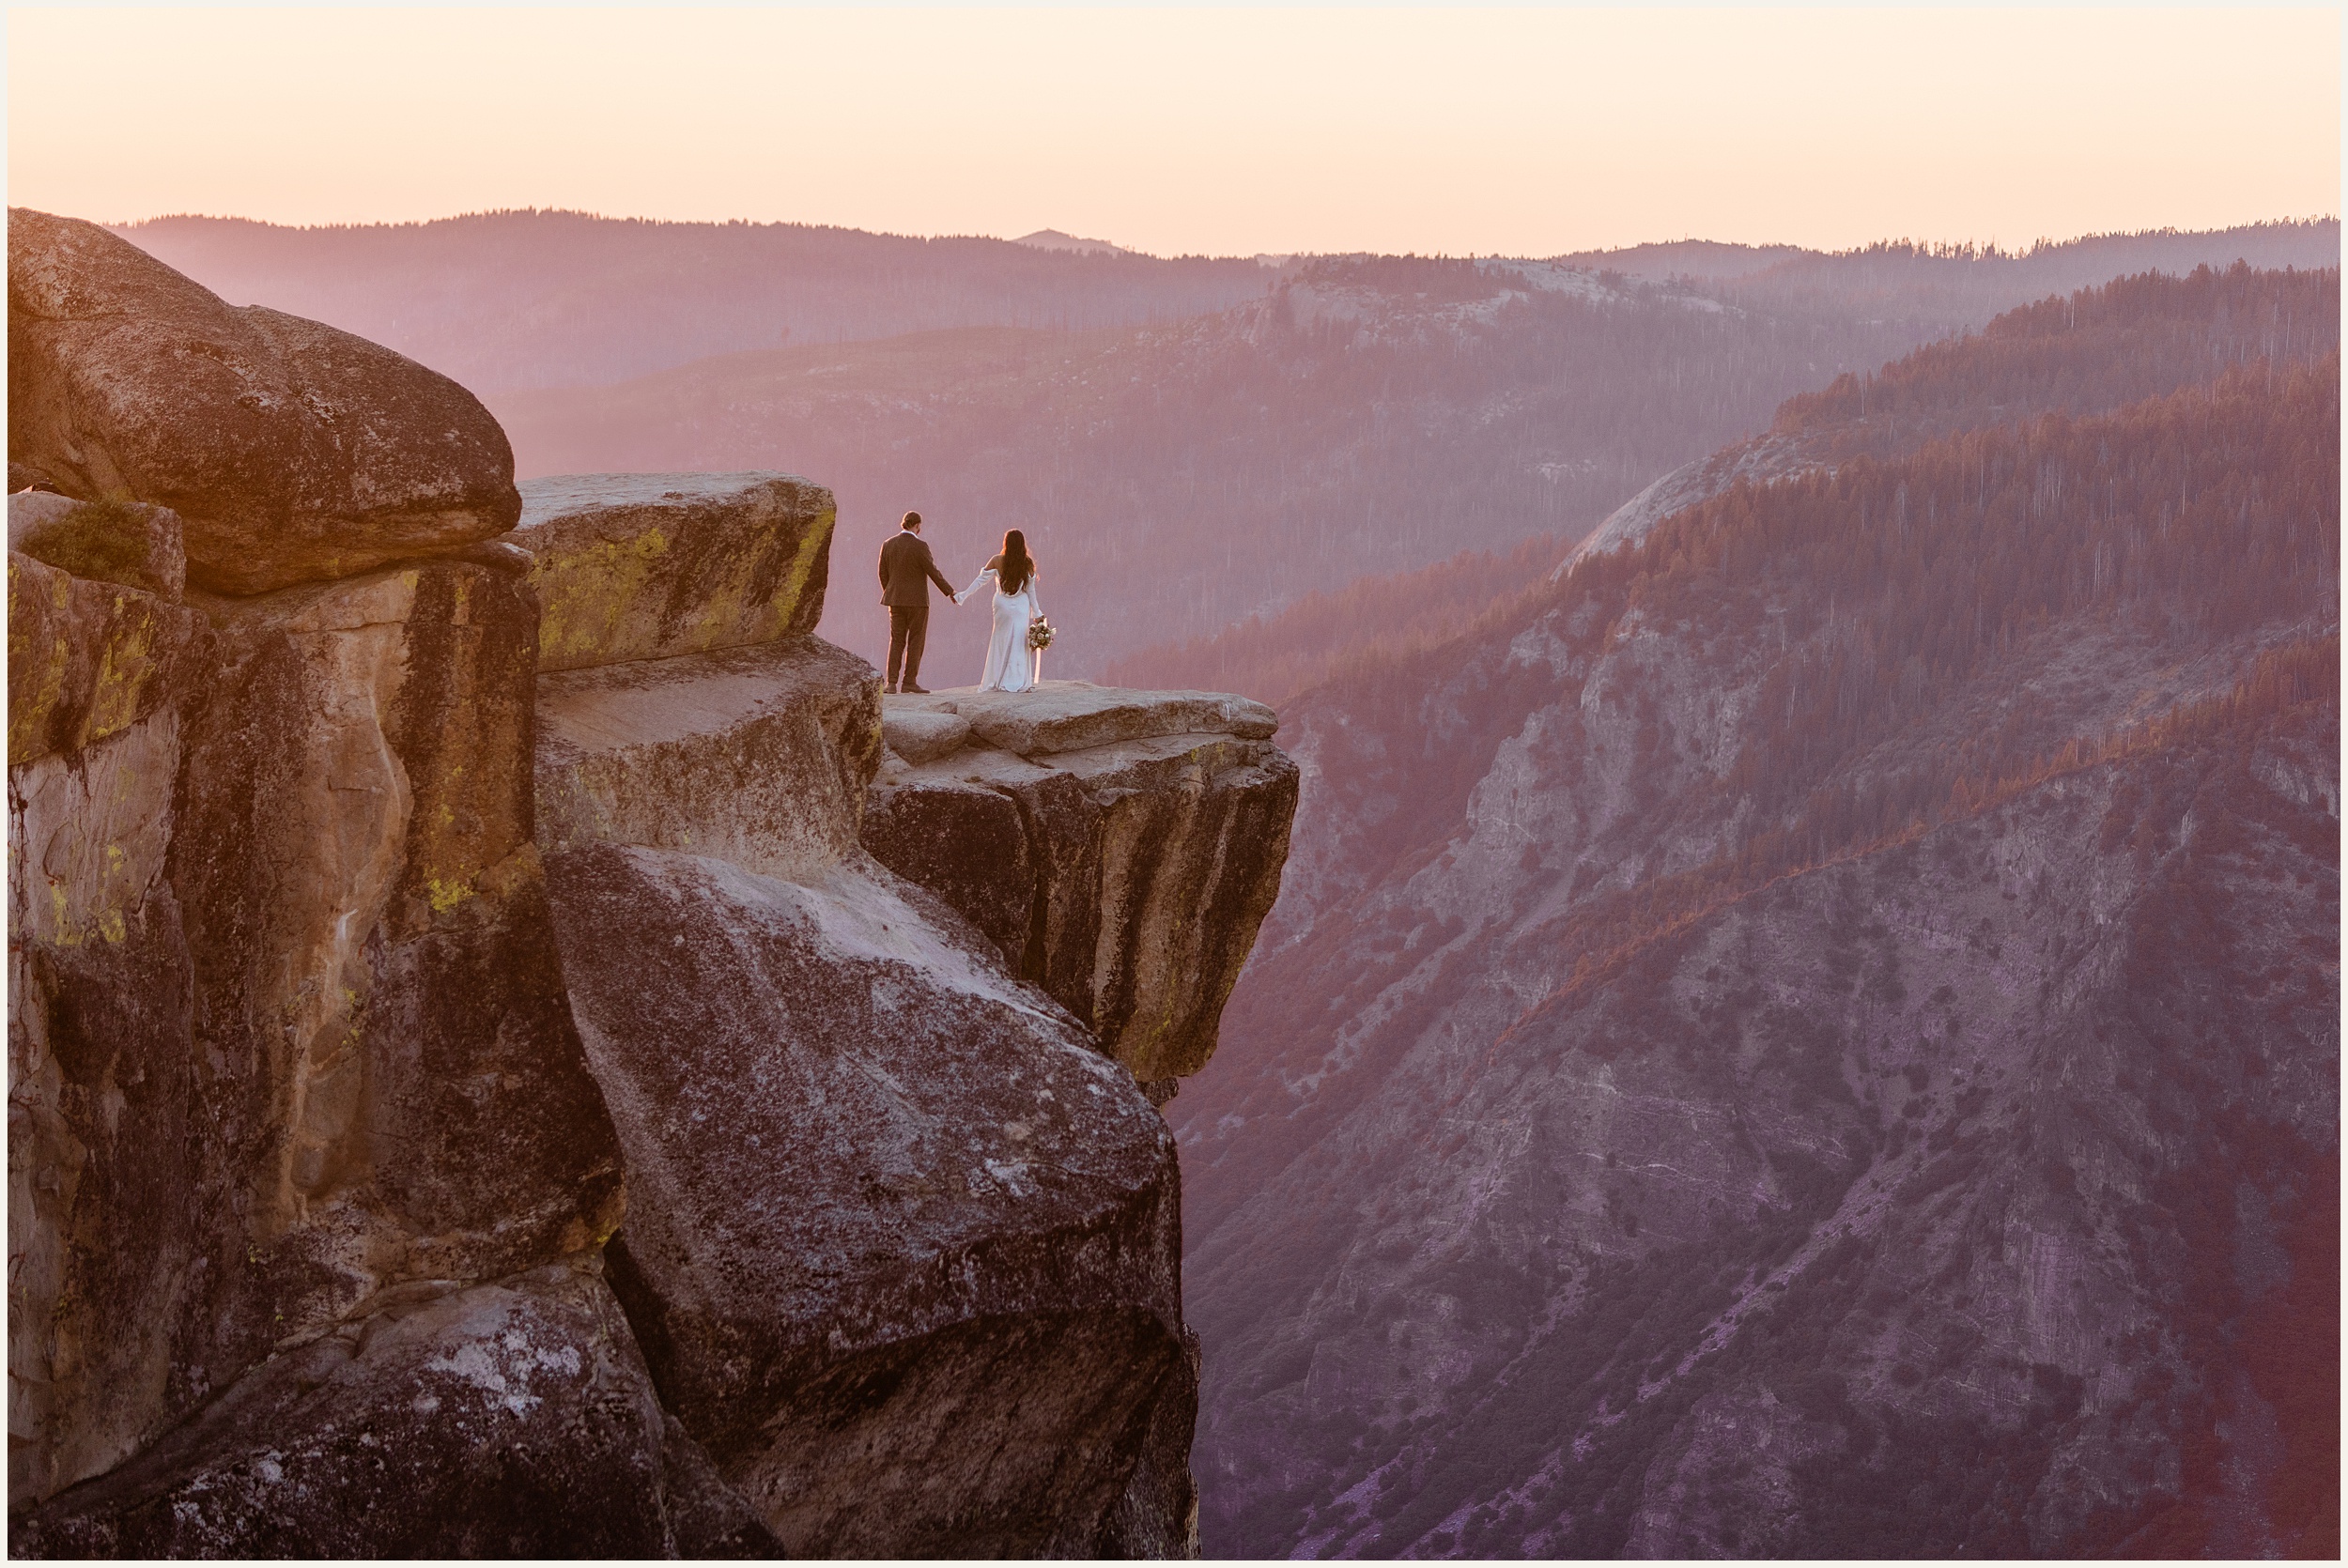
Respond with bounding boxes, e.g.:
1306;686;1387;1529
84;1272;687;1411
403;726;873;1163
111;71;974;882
16;1262;773;1558
527;638;1236;1553
554;843;1196;1556
9;212;1296;1560
9;491;187;598
865;684;1298;1092
8;208;519;595
8;544;627;1513
8;518;205;770
8;226;628;1529
509;472;832;672
534;636;880;883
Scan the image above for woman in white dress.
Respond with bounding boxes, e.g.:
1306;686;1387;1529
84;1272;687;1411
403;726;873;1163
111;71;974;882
958;529;1045;692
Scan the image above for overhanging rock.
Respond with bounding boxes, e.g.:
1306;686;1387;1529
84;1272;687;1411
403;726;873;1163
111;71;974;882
865;684;1298;1092
8;208;520;595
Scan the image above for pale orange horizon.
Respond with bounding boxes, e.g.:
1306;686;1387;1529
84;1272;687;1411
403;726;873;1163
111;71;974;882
8;7;2340;257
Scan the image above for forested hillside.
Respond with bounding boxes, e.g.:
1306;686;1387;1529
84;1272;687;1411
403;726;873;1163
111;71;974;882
1174;300;2339;1557
1561;222;2336;297
110;217;2333;684
1630;222;2339;331
1103;534;1573;709
111;210;1278;391
491;260;1928;677
1114;263;2338;708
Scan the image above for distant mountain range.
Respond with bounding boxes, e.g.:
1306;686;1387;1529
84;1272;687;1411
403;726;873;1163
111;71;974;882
111;213;2336;684
89;207;2341;1558
1170;265;2340;1558
1115;260;2341;706
111;210;1277;392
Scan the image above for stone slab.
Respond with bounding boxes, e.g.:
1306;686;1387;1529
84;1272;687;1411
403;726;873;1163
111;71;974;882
510;472;834;672
890;680;1276;758
535;635;882;885
881;706;973;765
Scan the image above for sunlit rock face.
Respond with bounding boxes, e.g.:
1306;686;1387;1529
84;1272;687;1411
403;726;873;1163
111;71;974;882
865;684;1299;1093
164;560;626;1360
7;208;519;595
7;552;626;1514
508;472;833;673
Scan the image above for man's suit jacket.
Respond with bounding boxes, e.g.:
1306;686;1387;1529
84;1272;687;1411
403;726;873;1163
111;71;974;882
879;530;956;607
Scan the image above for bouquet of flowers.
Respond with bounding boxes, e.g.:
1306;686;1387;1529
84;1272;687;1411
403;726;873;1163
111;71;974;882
1027;617;1056;652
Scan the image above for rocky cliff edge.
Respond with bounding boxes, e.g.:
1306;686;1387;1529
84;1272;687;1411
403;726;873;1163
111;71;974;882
6;211;1295;1558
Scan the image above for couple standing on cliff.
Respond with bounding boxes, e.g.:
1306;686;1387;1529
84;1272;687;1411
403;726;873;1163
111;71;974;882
877;510;1049;696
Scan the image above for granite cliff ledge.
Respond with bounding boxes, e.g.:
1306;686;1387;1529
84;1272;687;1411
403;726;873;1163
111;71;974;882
866;684;1298;1099
8;212;1296;1559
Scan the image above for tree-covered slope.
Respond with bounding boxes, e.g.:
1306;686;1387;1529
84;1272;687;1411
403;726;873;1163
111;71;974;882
1175;342;2340;1557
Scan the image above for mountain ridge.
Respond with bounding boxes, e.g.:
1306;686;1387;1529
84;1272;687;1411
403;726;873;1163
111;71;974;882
1171;274;2339;1556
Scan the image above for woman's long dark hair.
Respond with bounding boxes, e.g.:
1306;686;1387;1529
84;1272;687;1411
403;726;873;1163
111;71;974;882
998;529;1035;595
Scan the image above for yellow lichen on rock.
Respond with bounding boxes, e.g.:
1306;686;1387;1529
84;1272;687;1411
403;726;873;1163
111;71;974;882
510;474;834;672
533;526;670;666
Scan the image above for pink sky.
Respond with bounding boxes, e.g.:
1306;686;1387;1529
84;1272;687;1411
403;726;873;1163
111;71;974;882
8;7;2338;256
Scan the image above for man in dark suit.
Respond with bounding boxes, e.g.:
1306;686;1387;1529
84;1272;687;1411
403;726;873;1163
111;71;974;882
877;510;959;694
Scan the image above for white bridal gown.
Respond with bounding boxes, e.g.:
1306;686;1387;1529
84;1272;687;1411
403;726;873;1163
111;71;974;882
958;557;1043;692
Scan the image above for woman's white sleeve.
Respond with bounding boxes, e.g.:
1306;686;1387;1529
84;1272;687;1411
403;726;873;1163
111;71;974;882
1028;575;1042;617
958;566;995;601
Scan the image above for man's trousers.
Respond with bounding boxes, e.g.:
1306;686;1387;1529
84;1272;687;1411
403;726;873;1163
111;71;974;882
887;603;930;689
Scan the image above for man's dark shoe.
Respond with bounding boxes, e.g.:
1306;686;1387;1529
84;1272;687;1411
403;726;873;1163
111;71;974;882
885;683;900;695
901;682;929;695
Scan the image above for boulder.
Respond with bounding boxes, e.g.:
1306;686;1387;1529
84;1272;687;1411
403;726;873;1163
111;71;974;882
535;636;882;884
882;705;973;765
9;491;185;598
8;557;626;1508
11;1262;777;1558
509;472;834;672
545;841;1197;1557
864;726;1299;1086
8;208;519;595
894;681;1277;758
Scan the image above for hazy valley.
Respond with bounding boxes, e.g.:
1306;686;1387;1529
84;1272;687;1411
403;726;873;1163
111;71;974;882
118;215;2338;685
24;208;2339;1559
